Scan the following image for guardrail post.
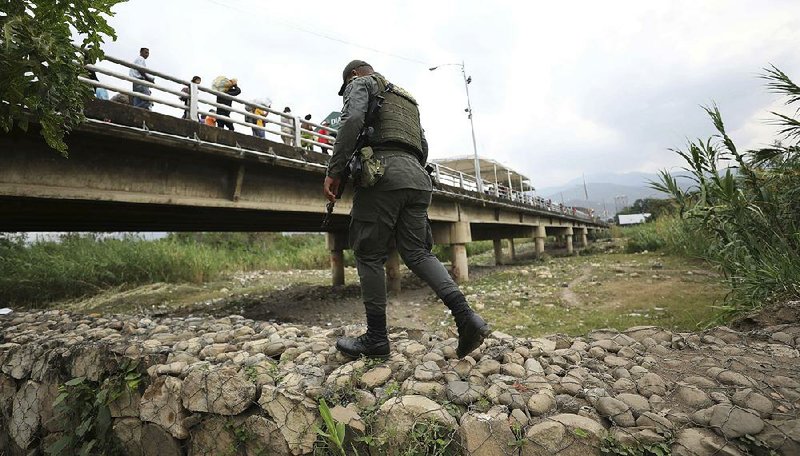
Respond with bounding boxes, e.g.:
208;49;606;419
189;82;198;121
293;116;302;148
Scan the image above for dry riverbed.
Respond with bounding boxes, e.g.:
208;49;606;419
60;240;729;338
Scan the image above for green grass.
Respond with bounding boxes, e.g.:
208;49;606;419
439;251;728;337
0;233;342;307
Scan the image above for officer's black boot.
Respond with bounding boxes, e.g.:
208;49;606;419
336;312;390;359
443;291;492;358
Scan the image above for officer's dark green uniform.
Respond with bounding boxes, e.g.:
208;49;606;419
326;60;490;359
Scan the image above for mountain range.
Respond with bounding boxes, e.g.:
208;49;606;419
536;172;691;217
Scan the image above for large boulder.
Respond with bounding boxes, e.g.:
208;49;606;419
372;395;457;448
181;366;256;415
140;376;189;439
458;411;517;456
9;380;43;450
258;385;319;455
522;414;605;456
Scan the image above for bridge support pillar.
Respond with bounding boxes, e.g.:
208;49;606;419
580;227;589;248
508;238;517;261
565;227;574;254
327;232;348;286
386;248;402;295
535;226;546;258
451;244;468;283
493;239;504;266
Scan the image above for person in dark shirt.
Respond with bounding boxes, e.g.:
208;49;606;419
216;78;241;131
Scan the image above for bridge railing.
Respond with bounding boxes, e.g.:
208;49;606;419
81;55;335;152
79;54;599;223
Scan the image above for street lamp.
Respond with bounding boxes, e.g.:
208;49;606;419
429;61;484;194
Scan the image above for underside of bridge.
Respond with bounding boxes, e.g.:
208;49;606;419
1;101;606;284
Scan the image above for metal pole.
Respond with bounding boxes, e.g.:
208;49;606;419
461;61;483;194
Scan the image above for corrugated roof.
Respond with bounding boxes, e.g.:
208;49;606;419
432;156;534;191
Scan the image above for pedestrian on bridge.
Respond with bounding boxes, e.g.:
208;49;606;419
213;76;241;131
180;76;202;120
129;48;154;110
280;107;294;145
323;60;491;359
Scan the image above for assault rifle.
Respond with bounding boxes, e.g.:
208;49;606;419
321;92;385;229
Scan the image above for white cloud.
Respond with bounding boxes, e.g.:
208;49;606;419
98;0;800;187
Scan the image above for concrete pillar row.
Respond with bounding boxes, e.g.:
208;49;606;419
580;227;589;248
449;221;472;283
327;231;348;286
565;227;574;254
386;248;402;295
509;238;517;261
535;225;546;258
493;239;504;266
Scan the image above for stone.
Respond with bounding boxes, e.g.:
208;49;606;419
683;375;716;388
673;385;712;410
0;374;16;418
109;383;141;418
361;366;392;388
446;381;485;405
524;358;544;375
527;392;555;416
414;360;443;381
458;411;517;456
636;412;673;432
242;415;290;456
141;422;183;456
258;385;319;455
604;355;630;368
330;404;366;434
501;363;526;378
708;404;764;439
476;359;501;376
672;427;744;456
113;417;143;456
188;416;238;456
596;396;636;427
3;345;37;380
401;379;445;399
454;358;475;378
613;378;637;393
731;388;773;418
181;366;256;415
373;395;457;447
521;413;605;456
140;376;189;439
615;393;650;417
756;419;800;456
9;380;43;449
637;373;667;397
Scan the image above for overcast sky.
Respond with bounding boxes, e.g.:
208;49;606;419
98;0;800;188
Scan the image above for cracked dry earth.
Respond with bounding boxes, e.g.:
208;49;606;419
1;307;799;455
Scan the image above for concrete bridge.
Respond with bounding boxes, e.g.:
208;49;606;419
0;101;606;286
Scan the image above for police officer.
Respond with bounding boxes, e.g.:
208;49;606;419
323;60;490;359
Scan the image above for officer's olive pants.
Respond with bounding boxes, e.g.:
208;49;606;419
350;187;460;320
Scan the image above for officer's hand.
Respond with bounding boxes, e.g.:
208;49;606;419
323;176;340;203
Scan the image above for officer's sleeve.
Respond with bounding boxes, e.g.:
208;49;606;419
327;78;370;178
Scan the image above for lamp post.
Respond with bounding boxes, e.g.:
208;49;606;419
429;61;483;194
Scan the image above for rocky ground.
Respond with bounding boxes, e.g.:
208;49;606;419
1;308;799;455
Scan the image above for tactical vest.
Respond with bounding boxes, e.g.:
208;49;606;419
369;75;424;158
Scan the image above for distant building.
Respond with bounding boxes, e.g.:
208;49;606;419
618;213;651;225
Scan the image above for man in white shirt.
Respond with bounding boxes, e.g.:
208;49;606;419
129;48;154;109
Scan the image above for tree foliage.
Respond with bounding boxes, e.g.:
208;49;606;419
652;65;800;313
617;198;677;221
0;0;125;155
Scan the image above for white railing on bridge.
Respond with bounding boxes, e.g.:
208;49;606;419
80;55;598;223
